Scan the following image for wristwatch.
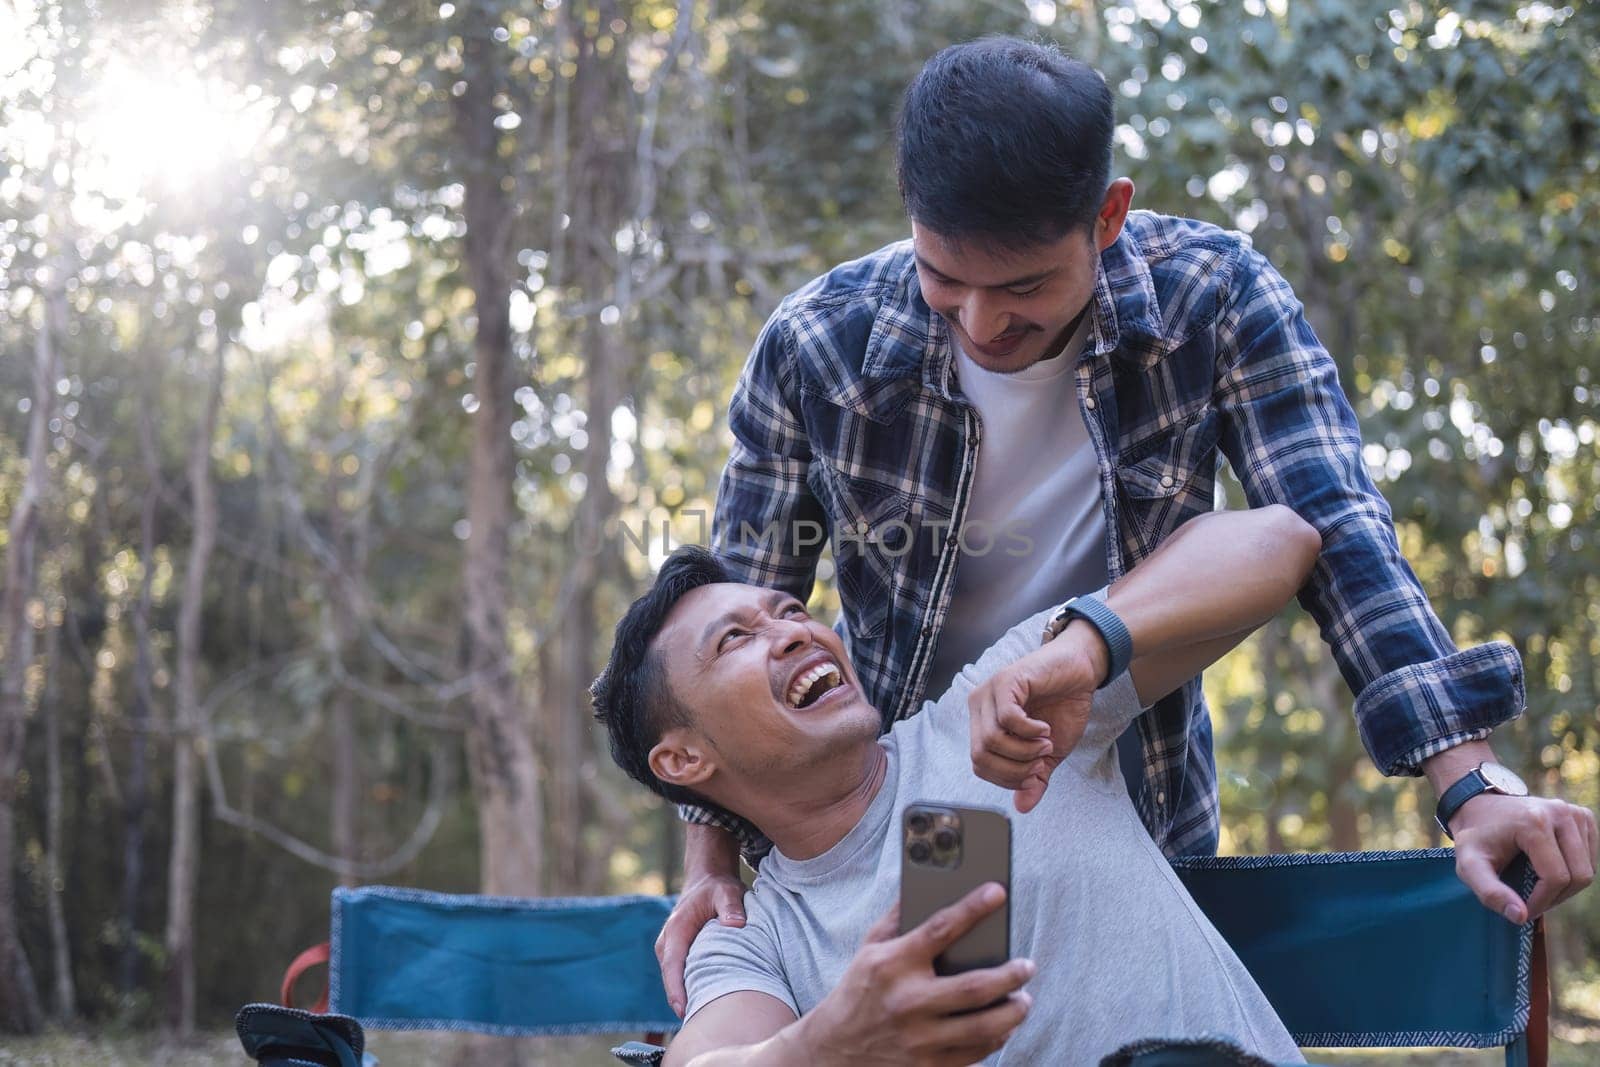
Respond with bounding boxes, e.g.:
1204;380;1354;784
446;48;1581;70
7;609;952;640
1435;761;1529;838
1041;596;1133;689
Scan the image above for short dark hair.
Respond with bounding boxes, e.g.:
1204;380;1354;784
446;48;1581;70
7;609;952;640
896;37;1115;250
591;546;733;809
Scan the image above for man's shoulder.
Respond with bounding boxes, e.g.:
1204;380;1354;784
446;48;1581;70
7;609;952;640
762;240;927;384
780;240;917;313
685;883;788;966
1122;210;1251;258
1108;212;1268;345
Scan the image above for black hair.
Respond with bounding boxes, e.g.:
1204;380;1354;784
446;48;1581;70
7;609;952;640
591;546;733;809
896;37;1115;251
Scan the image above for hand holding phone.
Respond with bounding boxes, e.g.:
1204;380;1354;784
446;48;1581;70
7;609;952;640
798;881;1033;1064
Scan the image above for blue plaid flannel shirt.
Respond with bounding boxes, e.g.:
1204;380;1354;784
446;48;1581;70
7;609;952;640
694;211;1524;861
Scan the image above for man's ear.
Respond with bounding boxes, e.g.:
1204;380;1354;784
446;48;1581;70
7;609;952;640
1094;178;1136;251
649;729;715;790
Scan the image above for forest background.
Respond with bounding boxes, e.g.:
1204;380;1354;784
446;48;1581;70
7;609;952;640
0;0;1596;1059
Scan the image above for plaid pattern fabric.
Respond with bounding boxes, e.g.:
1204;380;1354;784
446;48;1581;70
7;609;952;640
691;211;1523;860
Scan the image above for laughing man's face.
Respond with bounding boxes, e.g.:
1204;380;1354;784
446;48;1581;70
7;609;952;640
649;583;881;797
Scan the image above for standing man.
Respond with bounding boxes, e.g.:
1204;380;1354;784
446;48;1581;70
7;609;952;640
653;37;1595;1017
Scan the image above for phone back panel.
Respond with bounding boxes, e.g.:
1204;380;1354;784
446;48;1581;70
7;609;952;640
898;802;1011;975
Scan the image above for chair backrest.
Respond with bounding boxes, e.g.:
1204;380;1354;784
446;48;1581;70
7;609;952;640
319;850;1541;1066
327;885;678;1037
1172;849;1538;1063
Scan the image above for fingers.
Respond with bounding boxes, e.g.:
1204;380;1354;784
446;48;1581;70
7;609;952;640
994;700;1049;740
978;723;1053;765
1455;847;1528;925
975;746;1049;792
713;880;748;927
919;957;1036;1016
657;882;740;1017
866;901;902;943
1014;762;1057;815
1520;815;1574;920
970;689;1052;791
1549;807;1596;910
656;908;704;1016
902;882;1006;960
921;990;1032;1062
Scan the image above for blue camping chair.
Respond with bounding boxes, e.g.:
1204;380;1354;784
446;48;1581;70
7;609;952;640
276;849;1546;1066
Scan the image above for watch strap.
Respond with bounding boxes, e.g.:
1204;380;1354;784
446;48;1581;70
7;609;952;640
1435;767;1489;838
1043;596;1133;689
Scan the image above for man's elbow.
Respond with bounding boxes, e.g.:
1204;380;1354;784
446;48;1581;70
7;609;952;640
1262;504;1322;586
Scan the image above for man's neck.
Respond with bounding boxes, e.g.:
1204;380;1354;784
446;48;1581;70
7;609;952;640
738;742;890;861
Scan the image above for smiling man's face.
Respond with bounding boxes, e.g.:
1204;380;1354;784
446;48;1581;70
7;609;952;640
913;222;1101;375
910;177;1135;375
647;583;881;803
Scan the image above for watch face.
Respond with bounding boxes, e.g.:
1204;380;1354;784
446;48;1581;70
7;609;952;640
1480;762;1529;797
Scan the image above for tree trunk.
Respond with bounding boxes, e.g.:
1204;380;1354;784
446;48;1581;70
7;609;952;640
553;319;622;894
165;343;225;1036
123;400;161;997
455;12;544;899
328;475;361;888
0;273;61;1035
42;623;75;1019
330;634;359;888
544;0;640;895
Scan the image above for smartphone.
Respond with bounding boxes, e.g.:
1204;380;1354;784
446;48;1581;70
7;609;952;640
899;801;1011;976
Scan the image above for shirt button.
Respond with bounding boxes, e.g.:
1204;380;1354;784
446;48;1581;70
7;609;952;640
1159;474;1175;488
921;623;933;637
1156;791;1167;806
1084;396;1097;410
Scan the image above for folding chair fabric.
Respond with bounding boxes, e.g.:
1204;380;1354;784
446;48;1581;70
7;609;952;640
328;885;678;1037
1172;849;1535;1050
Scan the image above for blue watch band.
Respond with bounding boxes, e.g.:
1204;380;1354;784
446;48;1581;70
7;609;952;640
1045;596;1134;689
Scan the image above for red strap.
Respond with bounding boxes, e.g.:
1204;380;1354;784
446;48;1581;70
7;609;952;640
1529;918;1549;1067
281;941;330;1014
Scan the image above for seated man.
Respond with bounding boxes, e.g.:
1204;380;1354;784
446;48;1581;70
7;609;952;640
591;507;1320;1065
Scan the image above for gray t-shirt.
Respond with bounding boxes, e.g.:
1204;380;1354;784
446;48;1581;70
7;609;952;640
684;603;1304;1064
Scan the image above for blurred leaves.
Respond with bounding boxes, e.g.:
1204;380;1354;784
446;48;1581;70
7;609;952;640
0;0;1596;1025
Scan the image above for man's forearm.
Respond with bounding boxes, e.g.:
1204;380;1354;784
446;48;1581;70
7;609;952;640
675;1022;811;1067
684;821;742;882
1104;506;1320;657
1422;739;1498;799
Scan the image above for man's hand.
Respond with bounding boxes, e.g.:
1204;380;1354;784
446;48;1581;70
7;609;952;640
660;825;747;1017
1448;793;1597;923
796;883;1034;1067
1428;741;1598;923
968;620;1107;813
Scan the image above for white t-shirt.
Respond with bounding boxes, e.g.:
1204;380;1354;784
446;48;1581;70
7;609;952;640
684;601;1303;1064
926;316;1109;696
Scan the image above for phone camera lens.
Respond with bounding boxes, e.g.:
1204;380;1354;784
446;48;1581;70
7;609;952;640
933;828;957;851
908;812;932;834
908;840;932;863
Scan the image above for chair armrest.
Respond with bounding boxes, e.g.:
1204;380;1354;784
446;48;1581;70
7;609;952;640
612;1040;667;1065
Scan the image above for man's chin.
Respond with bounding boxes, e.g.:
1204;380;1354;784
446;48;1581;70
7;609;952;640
964;338;1051;374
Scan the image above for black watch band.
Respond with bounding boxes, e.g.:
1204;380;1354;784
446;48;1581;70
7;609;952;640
1434;769;1488;839
1435;761;1528;838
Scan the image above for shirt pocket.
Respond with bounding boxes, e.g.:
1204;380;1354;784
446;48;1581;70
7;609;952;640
807;462;910;640
1116;407;1222;545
